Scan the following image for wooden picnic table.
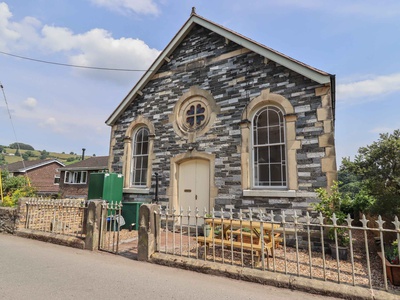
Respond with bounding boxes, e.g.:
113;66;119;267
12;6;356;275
197;218;282;265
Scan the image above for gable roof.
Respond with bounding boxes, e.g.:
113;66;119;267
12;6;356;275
106;12;334;126
1;159;65;173
59;156;109;171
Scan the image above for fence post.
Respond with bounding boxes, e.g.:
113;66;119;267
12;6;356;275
138;204;159;261
85;200;104;251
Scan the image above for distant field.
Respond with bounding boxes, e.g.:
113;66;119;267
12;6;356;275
2;147;89;166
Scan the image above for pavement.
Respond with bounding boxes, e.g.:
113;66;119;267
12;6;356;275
0;233;342;300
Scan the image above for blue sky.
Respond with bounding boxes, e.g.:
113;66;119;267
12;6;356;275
0;1;399;163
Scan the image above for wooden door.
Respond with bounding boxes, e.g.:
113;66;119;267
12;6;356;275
178;159;210;217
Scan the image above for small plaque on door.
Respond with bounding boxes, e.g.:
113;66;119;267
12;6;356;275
184;189;191;193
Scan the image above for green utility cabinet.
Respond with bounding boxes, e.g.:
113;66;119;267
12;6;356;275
87;173;123;203
121;202;143;231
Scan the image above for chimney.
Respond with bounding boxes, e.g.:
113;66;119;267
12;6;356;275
82;148;86;160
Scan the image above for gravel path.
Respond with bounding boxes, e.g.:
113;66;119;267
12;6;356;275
115;229;400;293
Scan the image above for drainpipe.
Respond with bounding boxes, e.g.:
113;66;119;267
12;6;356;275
154;172;159;203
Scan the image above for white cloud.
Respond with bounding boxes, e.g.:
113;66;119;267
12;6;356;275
0;3;41;51
44;117;56;126
369;127;397;134
38;117;68;134
40;26;160;83
0;2;160;85
90;0;160;15
337;73;400;103
22;97;38;110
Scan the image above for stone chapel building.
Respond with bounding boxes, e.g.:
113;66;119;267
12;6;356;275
106;11;337;214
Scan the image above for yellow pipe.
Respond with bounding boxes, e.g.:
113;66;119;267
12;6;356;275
25;174;31;187
0;170;3;204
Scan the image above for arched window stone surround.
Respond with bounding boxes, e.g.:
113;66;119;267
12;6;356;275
166;151;218;210
170;86;220;143
240;89;301;197
123;115;155;193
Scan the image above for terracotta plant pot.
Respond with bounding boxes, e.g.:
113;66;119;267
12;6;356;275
378;252;400;286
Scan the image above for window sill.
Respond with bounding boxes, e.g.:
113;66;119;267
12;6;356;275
243;190;316;198
123;188;150;194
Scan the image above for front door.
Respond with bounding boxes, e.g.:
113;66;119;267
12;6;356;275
178;159;210;218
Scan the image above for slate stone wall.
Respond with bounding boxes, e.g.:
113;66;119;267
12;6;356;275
0;207;17;234
110;24;331;212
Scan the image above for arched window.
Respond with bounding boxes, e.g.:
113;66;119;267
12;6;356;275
252;106;286;187
131;127;149;187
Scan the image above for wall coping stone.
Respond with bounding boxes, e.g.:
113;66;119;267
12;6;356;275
15;228;85;249
150;253;398;300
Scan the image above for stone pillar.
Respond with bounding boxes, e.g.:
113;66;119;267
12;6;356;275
85;200;105;251
138;204;159;261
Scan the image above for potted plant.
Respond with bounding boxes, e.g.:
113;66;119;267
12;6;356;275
378;240;400;286
203;213;212;237
312;181;350;260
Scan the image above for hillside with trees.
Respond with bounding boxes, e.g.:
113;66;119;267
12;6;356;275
0;143;95;166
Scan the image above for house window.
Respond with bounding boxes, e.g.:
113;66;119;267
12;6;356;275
64;171;87;184
54;175;60;185
252;106;286;187
131;127;149;187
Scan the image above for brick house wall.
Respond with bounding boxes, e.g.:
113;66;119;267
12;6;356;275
15;162;61;195
59;171;94;199
108;20;336;214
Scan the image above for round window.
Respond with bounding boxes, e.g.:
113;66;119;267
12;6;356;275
178;97;210;133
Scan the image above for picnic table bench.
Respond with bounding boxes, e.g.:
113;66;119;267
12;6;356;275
197;219;282;265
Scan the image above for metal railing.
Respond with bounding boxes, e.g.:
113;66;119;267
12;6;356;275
155;206;400;293
99;201;123;254
25;198;87;237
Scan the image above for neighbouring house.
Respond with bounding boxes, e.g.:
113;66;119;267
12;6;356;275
106;11;337;213
1;159;65;196
58;156;109;199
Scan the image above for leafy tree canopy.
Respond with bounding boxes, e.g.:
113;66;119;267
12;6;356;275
341;129;400;217
0;171;37;207
9;142;34;150
39;149;49;160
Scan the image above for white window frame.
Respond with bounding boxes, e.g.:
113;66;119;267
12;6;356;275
251;105;287;189
54;175;60;185
130;126;149;187
64;171;87;184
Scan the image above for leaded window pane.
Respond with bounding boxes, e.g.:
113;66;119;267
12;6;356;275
185;102;206;128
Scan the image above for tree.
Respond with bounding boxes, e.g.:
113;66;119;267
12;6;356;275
0;171;36;207
9;143;34;150
25;150;34;157
15;148;21;157
342;129;400;217
40;150;49;160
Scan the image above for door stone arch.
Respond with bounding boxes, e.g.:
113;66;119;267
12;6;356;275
167;151;218;215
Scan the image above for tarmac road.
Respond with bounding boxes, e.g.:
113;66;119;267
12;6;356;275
0;234;340;300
